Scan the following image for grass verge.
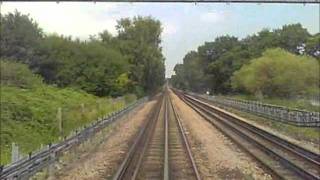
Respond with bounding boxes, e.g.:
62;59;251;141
0;85;134;165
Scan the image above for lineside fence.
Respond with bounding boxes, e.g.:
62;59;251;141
0;97;148;180
186;92;320;127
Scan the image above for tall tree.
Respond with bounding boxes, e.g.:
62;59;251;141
277;23;310;54
0;11;43;65
116;16;165;94
305;33;320;59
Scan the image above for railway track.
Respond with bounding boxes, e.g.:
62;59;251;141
173;89;320;180
113;90;200;180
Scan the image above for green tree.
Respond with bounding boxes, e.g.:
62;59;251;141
181;51;205;92
56;40;130;96
116;16;165;93
305;33;320;59
34;34;77;83
243;29;279;58
231;48;319;98
197;36;239;67
0;60;43;88
171;24;317;96
1;11;165;97
206;46;251;93
171;64;187;90
277;23;310;54
0;11;43;65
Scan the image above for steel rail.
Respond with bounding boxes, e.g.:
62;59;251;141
130;101;163;180
164;94;170;180
114;90;201;180
186;93;320;165
191;93;320;127
174;89;320;180
168;91;202;180
113;95;164;180
175;95;285;179
186;98;318;179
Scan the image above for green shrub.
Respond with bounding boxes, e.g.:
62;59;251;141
124;94;137;104
0;60;43;88
231;48;319;98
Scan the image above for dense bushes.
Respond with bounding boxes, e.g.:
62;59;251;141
42;36;130;96
1;60;43;88
0;61;128;165
0;85;126;165
0;11;163;165
0;11;165;97
231;49;319;98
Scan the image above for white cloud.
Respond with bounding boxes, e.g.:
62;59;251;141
162;22;178;36
1;2;126;39
200;11;228;23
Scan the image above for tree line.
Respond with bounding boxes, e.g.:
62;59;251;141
171;24;319;98
1;11;165;97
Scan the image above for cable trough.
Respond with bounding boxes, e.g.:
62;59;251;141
173;89;320;180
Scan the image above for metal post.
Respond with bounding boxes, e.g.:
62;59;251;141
81;103;85;118
57;107;63;136
11;142;19;163
47;152;56;180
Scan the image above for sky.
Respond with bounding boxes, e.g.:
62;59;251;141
1;2;319;77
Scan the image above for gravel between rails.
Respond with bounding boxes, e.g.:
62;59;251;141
51;98;158;180
169;90;272;180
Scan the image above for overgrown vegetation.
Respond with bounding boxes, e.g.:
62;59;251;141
171;24;320;101
1;61;43;88
1;11;165;165
0;11;165;97
0;61;128;165
231;48;319;98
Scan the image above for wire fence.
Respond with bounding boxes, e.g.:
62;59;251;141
187;92;320;127
0;97;148;180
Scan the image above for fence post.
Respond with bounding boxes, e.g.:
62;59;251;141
112;100;116;113
81;103;85;121
57;107;63;136
97;100;102;117
47;150;56;180
81;103;85;114
11;142;19;163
